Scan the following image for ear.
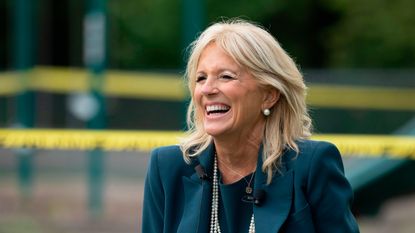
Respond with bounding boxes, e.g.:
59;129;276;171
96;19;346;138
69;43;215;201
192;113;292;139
262;88;280;109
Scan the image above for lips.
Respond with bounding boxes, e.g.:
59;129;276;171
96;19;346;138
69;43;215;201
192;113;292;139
206;104;230;115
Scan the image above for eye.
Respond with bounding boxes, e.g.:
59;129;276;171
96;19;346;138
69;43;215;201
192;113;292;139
196;75;206;83
219;74;235;81
220;74;236;80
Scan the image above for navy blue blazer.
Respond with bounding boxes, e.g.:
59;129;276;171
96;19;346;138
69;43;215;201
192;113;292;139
142;140;360;233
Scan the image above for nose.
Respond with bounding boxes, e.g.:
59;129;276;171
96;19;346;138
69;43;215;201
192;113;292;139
201;78;218;95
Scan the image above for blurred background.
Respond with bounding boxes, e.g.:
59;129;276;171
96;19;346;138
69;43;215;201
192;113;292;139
1;0;415;232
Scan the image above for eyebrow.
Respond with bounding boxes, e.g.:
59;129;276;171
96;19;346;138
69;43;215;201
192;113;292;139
196;68;239;76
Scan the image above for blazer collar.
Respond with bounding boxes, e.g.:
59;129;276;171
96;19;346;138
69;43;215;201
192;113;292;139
189;143;215;183
253;145;293;233
178;143;215;233
179;143;293;233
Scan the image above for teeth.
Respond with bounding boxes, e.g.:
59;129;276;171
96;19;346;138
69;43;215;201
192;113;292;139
206;105;230;112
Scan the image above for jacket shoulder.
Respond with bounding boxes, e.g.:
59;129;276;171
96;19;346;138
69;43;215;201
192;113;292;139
152;144;182;155
151;145;183;162
295;141;358;232
149;145;192;177
297;139;338;154
285;139;343;180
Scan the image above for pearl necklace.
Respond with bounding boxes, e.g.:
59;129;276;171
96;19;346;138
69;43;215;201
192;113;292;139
210;156;255;233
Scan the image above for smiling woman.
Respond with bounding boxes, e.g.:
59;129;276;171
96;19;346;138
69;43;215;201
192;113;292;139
141;19;360;233
193;42;275;144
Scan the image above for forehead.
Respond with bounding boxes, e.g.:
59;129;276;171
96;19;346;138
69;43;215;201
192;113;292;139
196;43;241;73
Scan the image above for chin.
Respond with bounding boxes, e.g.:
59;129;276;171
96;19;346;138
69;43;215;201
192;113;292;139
204;126;231;138
205;129;222;137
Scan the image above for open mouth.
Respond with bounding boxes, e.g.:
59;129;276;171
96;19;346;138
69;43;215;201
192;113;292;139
206;104;230;115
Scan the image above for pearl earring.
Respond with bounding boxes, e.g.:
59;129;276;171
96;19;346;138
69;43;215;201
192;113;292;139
263;108;270;116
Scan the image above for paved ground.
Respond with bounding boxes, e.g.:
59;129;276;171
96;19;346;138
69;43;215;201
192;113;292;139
0;177;143;233
358;194;415;233
0;149;146;233
1;149;415;233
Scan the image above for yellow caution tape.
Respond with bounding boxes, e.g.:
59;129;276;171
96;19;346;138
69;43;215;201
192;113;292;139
0;129;182;152
1;129;414;158
312;134;415;158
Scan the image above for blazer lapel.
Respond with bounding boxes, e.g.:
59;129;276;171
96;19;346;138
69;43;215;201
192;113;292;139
177;144;215;233
254;147;294;233
178;144;294;233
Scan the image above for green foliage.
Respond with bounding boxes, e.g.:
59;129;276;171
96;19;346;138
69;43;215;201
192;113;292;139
326;0;415;67
205;0;281;22
106;0;415;70
108;0;182;70
258;0;339;68
107;0;282;70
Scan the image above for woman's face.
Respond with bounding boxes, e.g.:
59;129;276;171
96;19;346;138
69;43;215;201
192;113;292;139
194;42;268;140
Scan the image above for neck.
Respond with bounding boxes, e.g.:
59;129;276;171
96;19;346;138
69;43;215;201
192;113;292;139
214;137;261;184
212;120;265;184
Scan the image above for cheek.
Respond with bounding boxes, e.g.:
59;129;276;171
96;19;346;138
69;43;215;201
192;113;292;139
239;93;263;116
192;89;204;114
193;88;202;106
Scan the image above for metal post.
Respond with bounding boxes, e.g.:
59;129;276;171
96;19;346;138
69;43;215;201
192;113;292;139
182;0;205;129
0;97;6;126
13;0;35;198
182;0;204;50
84;0;107;216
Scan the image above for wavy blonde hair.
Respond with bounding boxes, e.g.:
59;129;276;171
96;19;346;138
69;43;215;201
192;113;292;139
180;19;312;184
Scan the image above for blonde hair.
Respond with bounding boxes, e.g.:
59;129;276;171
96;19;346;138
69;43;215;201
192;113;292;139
180;19;312;184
